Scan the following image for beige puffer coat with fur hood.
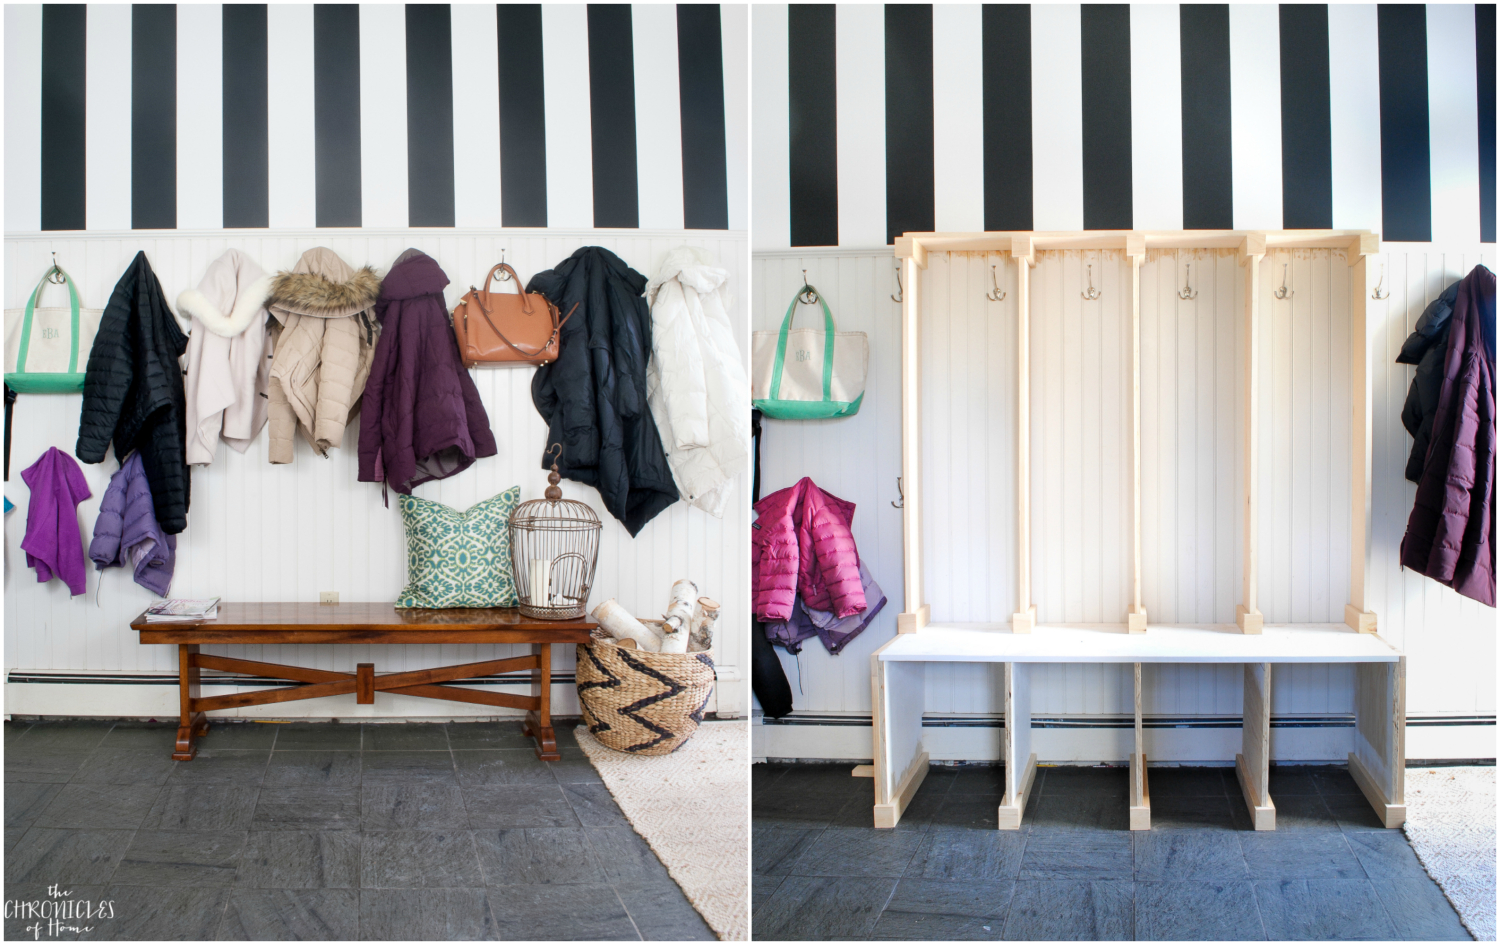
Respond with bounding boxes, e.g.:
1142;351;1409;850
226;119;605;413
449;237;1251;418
265;248;382;463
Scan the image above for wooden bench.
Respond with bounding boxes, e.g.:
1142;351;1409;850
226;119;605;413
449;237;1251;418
133;602;594;761
871;622;1406;832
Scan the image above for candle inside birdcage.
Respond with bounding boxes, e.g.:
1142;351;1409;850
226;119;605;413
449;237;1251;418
510;446;601;620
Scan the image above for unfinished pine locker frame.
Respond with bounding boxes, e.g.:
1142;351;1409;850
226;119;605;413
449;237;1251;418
870;230;1406;833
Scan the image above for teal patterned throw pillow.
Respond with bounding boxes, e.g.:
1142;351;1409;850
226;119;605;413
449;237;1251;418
396;487;521;608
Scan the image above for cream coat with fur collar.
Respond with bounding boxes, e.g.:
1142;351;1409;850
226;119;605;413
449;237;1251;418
265;248;382;464
178;249;274;464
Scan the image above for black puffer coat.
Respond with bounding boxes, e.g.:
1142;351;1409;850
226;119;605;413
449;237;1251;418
1398;279;1462;483
529;247;678;536
76;252;191;533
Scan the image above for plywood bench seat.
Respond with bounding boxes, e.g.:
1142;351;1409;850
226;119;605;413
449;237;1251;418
134;602;594;762
870;623;1406;834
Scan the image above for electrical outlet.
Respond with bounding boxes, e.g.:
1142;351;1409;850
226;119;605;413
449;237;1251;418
320;591;339;604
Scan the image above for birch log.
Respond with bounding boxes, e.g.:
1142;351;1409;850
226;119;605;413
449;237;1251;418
689;597;720;652
663;579;699;633
592;599;662;652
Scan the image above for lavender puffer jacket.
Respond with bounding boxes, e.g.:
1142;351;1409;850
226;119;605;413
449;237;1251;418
753;477;866;621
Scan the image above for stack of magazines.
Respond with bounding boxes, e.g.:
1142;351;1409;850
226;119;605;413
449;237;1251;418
143;598;221;622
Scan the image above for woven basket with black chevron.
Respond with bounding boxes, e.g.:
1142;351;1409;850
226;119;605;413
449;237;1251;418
576;631;716;755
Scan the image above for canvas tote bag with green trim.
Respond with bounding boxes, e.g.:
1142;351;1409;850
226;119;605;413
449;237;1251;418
4;266;103;393
752;290;868;419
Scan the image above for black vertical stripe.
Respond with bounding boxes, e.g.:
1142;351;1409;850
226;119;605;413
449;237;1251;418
222;5;269;228
1478;4;1496;244
788;4;838;247
131;5;176;229
1376;5;1432;243
885;5;934;245
676;5;729;231
1179;5;1233;229
1080;4;1132;230
498;4;547;228
405;4;455;227
1278;5;1332;229
313;5;362;228
982;4;1033;232
586;5;639;229
40;5;86;231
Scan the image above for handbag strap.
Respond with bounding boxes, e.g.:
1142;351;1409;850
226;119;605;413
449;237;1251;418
15;267;82;375
769;291;837;403
479;263;533;315
471;294;578;359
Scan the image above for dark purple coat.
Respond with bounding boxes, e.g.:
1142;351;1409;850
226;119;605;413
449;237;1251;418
358;250;496;496
1400;264;1495;607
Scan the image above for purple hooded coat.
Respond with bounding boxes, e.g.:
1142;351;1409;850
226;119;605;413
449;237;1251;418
1400;264;1496;607
89;451;176;597
358;250;497;496
20;447;92;595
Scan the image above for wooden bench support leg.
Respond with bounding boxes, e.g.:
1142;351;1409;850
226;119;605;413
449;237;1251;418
174;644;206;761
1350;657;1406;828
998;662;1036;830
356;663;375;704
523;643;559;761
1235;662;1276;830
1130;663;1151;830
872;652;926;828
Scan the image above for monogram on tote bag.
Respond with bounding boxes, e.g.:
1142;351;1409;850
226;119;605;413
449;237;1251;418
4;262;103;394
751;283;868;419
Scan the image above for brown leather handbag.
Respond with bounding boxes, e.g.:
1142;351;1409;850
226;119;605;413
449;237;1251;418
451;263;576;367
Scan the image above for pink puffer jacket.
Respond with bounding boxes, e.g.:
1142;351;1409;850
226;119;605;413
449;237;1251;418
753;477;866;621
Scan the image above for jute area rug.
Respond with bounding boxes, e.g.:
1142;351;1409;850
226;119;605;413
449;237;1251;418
1403;766;1495;941
576;720;748;942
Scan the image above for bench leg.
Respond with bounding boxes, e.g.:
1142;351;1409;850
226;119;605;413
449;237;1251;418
872;657;926;828
1236;662;1276;830
1350;658;1406;827
524;642;559;761
174;644;207;761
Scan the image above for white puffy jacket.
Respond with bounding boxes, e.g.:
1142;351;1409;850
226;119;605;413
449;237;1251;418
645;247;750;518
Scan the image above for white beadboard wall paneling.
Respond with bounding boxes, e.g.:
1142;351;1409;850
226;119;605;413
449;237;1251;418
751;246;1494;757
1129;4;1184;232
541;5;593;230
4;230;749;716
5;4;42;234
930;5;985;235
1228;4;1283;231
176;3;223;231
1030;5;1084;232
84;3;133;232
834;5;886;250
749;3;789;252
450;3;503;230
632;4;685;231
266;4;317;230
1426;5;1482;247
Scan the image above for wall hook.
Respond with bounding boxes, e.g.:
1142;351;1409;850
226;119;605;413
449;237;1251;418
892;476;904;509
1177;262;1198;300
892;264;904;303
986;264;1007;302
47;251;65;284
495;248;512;281
798;269;820;305
1274;263;1293;300
1371;263;1391;300
1081;263;1101;301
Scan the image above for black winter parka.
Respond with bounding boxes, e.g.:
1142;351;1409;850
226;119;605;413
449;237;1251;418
528;247;678;536
76;252;191;533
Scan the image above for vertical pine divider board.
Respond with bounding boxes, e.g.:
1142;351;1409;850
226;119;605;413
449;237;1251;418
877;231;1401;833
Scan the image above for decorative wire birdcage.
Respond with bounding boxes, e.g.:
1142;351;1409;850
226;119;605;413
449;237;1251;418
509;445;602;620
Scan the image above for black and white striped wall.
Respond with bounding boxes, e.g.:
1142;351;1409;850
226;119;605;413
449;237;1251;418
4;4;748;233
752;3;1495;249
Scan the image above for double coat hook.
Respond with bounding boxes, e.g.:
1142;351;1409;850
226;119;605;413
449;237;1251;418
1081;264;1101;301
798;269;820;305
1178;263;1198;300
1371;263;1391;300
892;477;904;509
47;251;66;284
1274;263;1293;300
987;264;1006;302
892;264;903;303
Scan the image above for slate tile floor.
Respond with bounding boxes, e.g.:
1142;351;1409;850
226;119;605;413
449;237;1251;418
4;719;712;941
752;761;1471;941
